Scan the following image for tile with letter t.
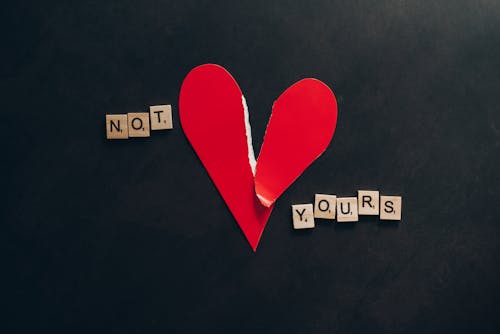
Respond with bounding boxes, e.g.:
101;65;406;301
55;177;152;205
292;204;315;229
358;190;379;215
128;112;150;137
336;197;359;222
380;196;402;220
150;105;173;130
314;194;336;220
106;114;128;139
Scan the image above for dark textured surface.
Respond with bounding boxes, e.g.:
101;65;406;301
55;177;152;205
3;1;500;333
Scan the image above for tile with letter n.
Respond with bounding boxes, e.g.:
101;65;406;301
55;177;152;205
380;196;402;221
336;197;359;222
128;112;150;137
292;204;315;229
106;114;128;139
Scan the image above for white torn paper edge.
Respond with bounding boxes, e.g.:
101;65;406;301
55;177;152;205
242;95;257;176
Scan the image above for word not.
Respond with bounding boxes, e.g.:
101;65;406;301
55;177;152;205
292;190;402;229
106;105;173;139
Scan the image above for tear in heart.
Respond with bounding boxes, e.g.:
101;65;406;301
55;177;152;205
179;64;337;251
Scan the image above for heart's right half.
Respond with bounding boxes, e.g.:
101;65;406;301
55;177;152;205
179;64;337;251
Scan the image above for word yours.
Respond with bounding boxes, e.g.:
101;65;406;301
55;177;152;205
292;190;402;229
106;105;173;139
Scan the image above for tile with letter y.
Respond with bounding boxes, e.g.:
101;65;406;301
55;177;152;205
292;204;315;229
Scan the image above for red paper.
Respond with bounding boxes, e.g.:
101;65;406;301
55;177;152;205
254;79;338;207
179;64;272;251
179;64;337;251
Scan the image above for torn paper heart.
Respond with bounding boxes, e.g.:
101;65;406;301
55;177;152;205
255;78;338;207
179;64;337;251
179;64;272;251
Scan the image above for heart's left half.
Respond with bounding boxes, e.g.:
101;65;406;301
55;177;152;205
179;64;272;251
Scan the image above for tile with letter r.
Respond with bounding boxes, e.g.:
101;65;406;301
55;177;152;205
358;190;379;216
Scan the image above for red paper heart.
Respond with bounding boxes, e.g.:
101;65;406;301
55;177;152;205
179;64;272;251
255;78;338;207
179;64;337;251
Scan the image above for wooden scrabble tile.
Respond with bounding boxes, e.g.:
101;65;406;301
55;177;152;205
128;112;150;137
106;114;128;139
314;194;336;219
358;190;379;215
336;197;359;222
292;204;315;229
150;105;173;130
380;196;402;220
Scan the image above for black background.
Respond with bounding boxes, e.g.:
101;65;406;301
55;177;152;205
3;1;500;333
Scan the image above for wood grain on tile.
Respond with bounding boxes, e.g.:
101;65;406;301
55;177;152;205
106;114;129;139
358;190;379;215
128;112;150;137
336;197;359;222
292;204;315;229
380;196;402;220
150;105;173;130
314;194;336;220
